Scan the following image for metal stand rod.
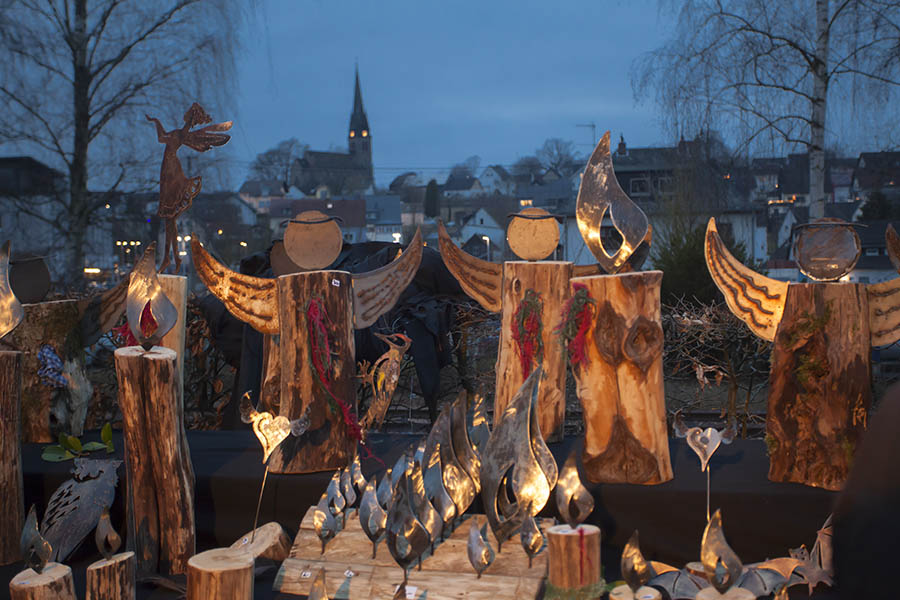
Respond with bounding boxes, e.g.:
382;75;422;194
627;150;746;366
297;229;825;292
251;465;270;543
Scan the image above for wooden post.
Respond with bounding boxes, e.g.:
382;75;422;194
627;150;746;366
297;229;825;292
259;334;281;414
546;524;602;596
158;275;187;394
187;548;254;600
495;261;572;440
267;270;356;474
0;350;23;565
9;563;77;600
115;346;195;574
767;283;870;490
569;272;672;485
86;552;136;600
229;522;291;562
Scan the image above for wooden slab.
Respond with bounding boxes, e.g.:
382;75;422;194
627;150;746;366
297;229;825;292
276;506;549;598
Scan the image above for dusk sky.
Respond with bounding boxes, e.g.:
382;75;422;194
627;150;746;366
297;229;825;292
233;0;671;187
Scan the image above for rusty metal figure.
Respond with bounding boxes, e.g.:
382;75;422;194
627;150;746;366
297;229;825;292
359;332;412;433
146;103;231;272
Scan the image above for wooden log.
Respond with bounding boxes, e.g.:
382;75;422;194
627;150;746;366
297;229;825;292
187;548;254;600
767;283;870;490
158;274;187;397
229;521;291;562
86;551;136;600
115;346;195;574
546;524;602;595
9;563;77;600
569;272;672;485
495;261;572;440
609;585;662;600
259;334;280;414
0;350;24;565
267;270;356;474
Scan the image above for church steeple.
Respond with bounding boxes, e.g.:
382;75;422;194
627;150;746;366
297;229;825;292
349;66;370;144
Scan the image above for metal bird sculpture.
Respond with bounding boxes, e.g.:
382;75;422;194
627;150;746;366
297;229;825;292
41;459;121;562
125;242;177;350
555;449;594;529
340;466;358;509
385;453;430;586
519;509;544;569
467;519;495;579
359;478;387;558
359;332;412;433
313;493;338;555
0;240;24;341
21;505;52;573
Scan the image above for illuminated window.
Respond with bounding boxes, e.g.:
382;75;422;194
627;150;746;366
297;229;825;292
349;130;356;138
361;130;368;137
520;199;533;207
630;178;650;196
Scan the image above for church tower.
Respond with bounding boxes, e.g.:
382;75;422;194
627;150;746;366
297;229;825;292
348;67;373;186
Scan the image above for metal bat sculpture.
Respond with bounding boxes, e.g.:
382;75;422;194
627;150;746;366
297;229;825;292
191;228;423;473
706;217;900;489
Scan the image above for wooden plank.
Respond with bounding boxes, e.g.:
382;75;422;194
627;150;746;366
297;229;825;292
0;351;23;565
275;559;375;598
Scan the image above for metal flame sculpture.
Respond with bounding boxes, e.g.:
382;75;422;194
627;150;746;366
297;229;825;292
385;451;430;585
20;505;51;574
701;509;743;594
95;506;121;560
622;531;652;593
0;240;24;341
555;449;594;529
125;242;177;350
359;478;387;559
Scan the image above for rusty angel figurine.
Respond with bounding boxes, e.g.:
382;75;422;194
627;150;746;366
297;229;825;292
146;103;231;272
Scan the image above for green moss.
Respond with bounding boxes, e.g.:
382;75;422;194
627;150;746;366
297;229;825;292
765;433;778;456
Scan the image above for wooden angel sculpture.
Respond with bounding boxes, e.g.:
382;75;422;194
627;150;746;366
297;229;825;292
191;213;423;473
146;103;232;273
705;217;900;489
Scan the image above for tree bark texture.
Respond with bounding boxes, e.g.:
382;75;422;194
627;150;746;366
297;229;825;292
767;283;870;490
809;0;830;219
267;270;356;474
9;563;77;600
86;552;136;600
158;275;187;397
495;261;572;440
259;334;280;414
547;524;601;592
7;300;86;442
115;346;195;574
187;548;254;600
0;351;24;565
569;272;673;485
229;521;291;562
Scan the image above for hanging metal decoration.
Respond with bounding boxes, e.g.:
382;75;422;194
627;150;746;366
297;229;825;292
466;519;495;579
359;478;387;559
94;506;121;560
480;367;556;550
41;458;122;563
359;332;412;433
673;410;735;523
555;449;594;529
125;242;178;350
20;505;52;573
0;240;24;341
147;103;231;273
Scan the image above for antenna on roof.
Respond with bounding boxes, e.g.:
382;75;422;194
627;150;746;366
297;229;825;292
576;122;597;147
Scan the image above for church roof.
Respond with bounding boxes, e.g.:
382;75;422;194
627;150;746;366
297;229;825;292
349;68;369;134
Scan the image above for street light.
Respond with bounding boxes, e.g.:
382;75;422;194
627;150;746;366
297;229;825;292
482;235;491;261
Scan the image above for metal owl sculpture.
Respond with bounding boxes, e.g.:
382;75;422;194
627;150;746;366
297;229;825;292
706;217;900;489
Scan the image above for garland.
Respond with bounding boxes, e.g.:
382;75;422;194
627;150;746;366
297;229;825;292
556;283;595;367
511;288;544;377
305;297;363;442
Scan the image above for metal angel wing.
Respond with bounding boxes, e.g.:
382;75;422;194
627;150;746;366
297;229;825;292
437;220;502;312
887;223;900;273
868;275;900;347
705;217;788;342
182;121;232;153
352;228;424;329
41;458;122;562
190;237;279;334
126;242;178;350
0;240;24;340
576;131;652;273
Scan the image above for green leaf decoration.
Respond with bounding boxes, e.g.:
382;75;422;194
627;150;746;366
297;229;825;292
105;441;114;454
101;423;113;444
66;435;82;453
42;445;75;462
82;441;107;452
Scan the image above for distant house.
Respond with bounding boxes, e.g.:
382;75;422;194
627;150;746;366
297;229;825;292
443;172;484;199
238;179;287;214
365;194;404;242
515;177;577;212
269;195;367;243
852;151;900;202
458;201;519;261
755;153;859;211
480;165;514;195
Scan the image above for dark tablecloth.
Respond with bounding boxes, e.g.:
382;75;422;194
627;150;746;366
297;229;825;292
1;431;840;599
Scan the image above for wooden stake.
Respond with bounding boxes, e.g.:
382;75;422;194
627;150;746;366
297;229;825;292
0;350;23;565
158;274;187;397
115;346;195;574
187;548;254;600
495;261;572;440
9;563;77;600
267;270;356;474
86;552;135;600
547;524;601;592
569;272;673;485
229;521;292;562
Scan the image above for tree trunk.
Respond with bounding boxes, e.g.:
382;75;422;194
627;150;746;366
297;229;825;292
767;283;869;490
495;261;572;440
187;548;254;600
115;346;195;574
158;275;187;397
86;552;136;600
267;270;356;474
68;0;91;286
546;524;602;595
0;351;24;565
9;563;77;600
569;272;673;485
229;522;291;562
809;0;830;219
259;334;280;414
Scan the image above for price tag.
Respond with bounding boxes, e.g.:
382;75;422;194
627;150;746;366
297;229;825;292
394;585;418;599
300;570;312;579
343;568;355;578
332;278;340;287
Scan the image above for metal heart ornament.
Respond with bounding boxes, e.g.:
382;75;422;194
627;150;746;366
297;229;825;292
251;411;292;464
687;427;721;472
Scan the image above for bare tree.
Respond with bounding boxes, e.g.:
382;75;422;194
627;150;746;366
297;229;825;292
536;138;577;175
249;137;307;184
512;155;543;181
0;0;244;284
633;0;900;218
